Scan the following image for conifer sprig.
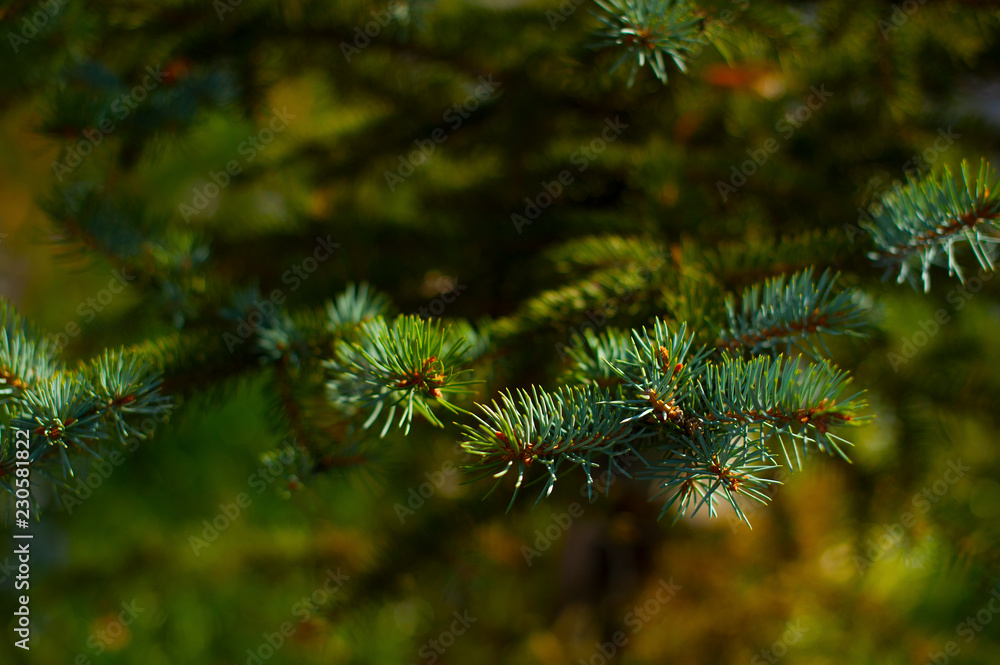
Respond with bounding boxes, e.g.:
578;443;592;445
325;315;478;436
561;327;632;387
1;301;60;412
14;374;107;464
326;282;394;335
84;350;172;441
1;299;174;499
592;0;708;86
458;386;644;507
718;268;869;358
863;159;1000;290
641;431;781;526
607;320;711;430
697;354;868;468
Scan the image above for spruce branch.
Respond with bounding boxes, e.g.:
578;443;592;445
493;264;668;337
459;386;644;507
83;350;172;442
607;320;712;432
697;354;869;468
561;327;632;388
1;299;174;498
697;230;855;290
326;282;394;336
14;374;106;472
324;315;478;436
546;234;670;275
592;0;709;86
863;159;1000;291
1;300;60;413
641;430;780;526
40;183;147;264
717;268;869;358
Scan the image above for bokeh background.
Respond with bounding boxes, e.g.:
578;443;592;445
2;0;1000;664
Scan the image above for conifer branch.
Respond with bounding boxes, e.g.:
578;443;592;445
1;301;60;410
325;315;479;436
607;320;712;431
696;230;858;290
561;327;632;388
717;268;869;358
592;0;709;86
864;159;1000;291
697;354;868;468
458;386;644;507
641;431;781;526
492;264;669;337
1;299;174;500
326;282;395;336
546;235;671;275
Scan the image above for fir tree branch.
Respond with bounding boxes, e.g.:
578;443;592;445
492;263;670;337
560;327;632;388
717;268;869;358
1;332;173;492
545;234;671;275
696;229;857;291
640;430;781;526
697;353;869;468
607;320;712;432
592;0;709;86
1;300;60;411
325;315;478;436
459;386;644;507
864;158;1000;290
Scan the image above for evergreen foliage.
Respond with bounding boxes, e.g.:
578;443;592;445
3;0;1000;660
863;159;1000;290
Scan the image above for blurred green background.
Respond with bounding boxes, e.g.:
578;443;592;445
2;0;1000;664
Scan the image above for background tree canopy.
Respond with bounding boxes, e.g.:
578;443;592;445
1;0;1000;664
